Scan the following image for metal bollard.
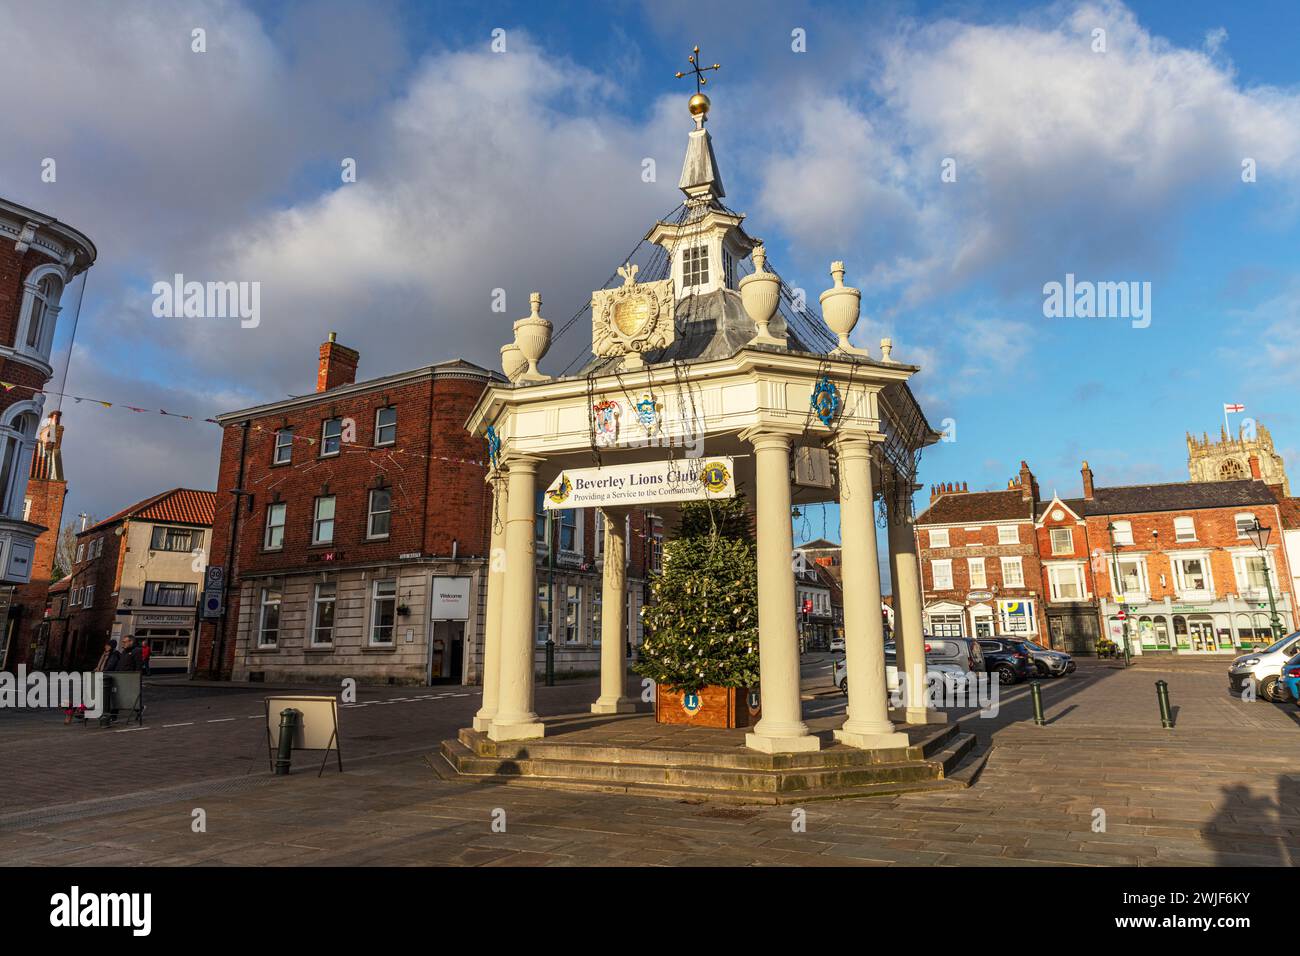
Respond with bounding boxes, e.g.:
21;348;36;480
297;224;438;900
275;708;301;775
1029;681;1046;726
1155;680;1173;729
545;638;555;687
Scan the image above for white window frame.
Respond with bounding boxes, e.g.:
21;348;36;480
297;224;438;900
997;525;1019;545
1111;555;1149;601
1172;552;1213;598
310;583;336;646
1235;513;1257;539
369;579;397;645
374;406;397;446
313;496;336;545
929;528;950;548
682;244;710;289
16;266;63;363
1110;520;1134;546
321;418;343;457
967;557;986;590
931;558;953;590
273;429;293;465
1232;550;1275;597
258;587;281;648
367;488;392;540
564;584;582;644
83;583;95;606
1046;563;1086;602
264;502;286;551
1000;556;1025;588
1049;527;1073;555
1173;516;1196;542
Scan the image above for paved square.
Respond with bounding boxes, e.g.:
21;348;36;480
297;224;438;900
2;658;1297;866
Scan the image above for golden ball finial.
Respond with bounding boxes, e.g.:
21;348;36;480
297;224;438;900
689;92;711;117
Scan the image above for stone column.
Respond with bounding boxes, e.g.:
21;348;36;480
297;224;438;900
742;427;819;753
833;436;908;750
473;473;508;732
592;507;636;714
489;455;545;741
888;502;944;724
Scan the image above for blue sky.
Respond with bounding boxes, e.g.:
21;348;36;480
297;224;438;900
3;0;1298;566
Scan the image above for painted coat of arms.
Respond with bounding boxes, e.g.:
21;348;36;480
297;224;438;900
592;400;621;447
591;263;675;369
633;392;662;433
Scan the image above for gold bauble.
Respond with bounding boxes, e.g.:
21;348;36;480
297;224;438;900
688;92;711;116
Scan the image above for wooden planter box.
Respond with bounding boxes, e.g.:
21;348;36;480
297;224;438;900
655;684;761;729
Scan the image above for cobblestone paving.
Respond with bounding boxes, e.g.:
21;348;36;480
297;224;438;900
2;659;1297;866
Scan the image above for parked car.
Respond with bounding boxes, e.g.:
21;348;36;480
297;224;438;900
1282;652;1300;705
832;637;985;696
976;638;1036;685
1227;631;1300;703
1016;639;1076;677
829;635;845;653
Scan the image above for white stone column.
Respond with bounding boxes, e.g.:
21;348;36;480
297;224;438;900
592;507;637;714
489;455;545;741
473;473;508;732
742;427;820;753
834;436;908;749
888;502;944;724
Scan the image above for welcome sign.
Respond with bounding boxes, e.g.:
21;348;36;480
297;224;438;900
543;457;735;510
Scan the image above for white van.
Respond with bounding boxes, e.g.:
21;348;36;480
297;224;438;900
1228;631;1300;702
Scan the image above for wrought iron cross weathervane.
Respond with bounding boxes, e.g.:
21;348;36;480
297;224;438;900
675;44;720;94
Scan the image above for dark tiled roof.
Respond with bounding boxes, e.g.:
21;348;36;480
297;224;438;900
1081;479;1276;516
797;538;839;550
83;488;215;536
916;489;1032;525
1267;485;1300;530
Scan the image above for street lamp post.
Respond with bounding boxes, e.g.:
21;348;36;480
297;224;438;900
1245;517;1285;640
545;510;556;686
1106;522;1131;667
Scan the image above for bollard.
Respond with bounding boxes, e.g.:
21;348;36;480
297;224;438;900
1155;680;1173;729
1029;681;1046;726
275;708;301;775
545;638;555;687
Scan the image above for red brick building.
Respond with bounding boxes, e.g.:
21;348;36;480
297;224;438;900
195;334;658;686
8;410;68;668
914;461;1048;642
915;457;1295;655
0;197;95;669
58;488;215;672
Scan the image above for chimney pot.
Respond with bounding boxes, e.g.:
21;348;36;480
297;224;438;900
1081;460;1095;500
1248;455;1262;479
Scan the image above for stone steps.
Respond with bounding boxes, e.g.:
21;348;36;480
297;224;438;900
435;722;988;804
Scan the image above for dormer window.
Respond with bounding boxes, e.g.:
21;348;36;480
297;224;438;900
683;245;710;289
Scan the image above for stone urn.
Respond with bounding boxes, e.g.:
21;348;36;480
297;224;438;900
739;245;784;346
819;261;866;356
500;342;527;382
512;292;551;381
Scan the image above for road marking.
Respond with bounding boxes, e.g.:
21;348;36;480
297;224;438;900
206;718;236;723
162;722;193;728
114;726;150;733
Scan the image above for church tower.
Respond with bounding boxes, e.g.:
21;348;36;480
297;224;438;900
1187;422;1289;495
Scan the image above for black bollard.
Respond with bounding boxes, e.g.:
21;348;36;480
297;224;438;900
1155;680;1173;729
275;708;301;775
1030;681;1046;726
545;638;555;687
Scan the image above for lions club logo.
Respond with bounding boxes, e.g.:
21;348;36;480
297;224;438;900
546;474;572;505
700;460;730;494
681;692;702;715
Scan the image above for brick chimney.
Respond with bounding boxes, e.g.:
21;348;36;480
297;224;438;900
1081;459;1095;500
1018;460;1037;503
1248;454;1262;479
317;332;359;393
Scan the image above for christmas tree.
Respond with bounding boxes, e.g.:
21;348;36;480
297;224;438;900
634;494;759;693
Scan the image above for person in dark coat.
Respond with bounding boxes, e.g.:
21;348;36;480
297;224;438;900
116;636;142;672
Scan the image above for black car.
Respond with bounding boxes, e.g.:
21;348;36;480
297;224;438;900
976;638;1036;684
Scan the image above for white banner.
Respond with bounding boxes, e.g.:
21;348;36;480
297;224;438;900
543;457;735;510
431;576;471;620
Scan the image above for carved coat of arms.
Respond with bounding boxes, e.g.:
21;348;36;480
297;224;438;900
591;263;675;368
